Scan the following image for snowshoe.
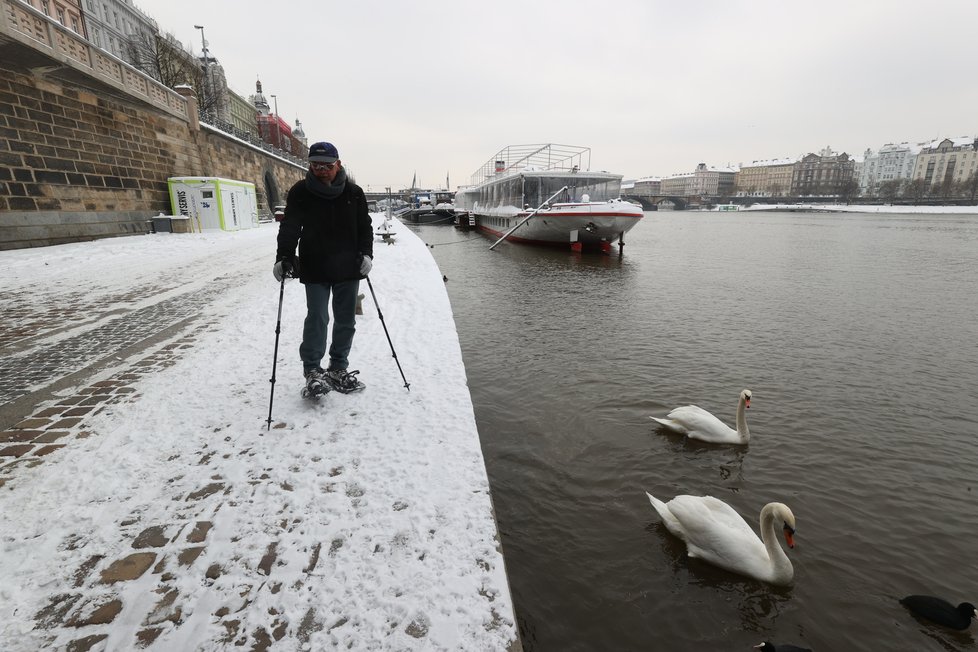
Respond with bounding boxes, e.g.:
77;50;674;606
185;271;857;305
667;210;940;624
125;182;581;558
324;368;366;394
301;384;329;400
301;369;330;400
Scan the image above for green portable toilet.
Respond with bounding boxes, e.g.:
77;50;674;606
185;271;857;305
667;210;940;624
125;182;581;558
167;177;258;231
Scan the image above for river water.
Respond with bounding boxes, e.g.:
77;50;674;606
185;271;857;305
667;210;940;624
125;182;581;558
414;210;978;652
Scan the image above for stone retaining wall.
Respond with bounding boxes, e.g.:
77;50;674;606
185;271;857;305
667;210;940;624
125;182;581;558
0;0;304;250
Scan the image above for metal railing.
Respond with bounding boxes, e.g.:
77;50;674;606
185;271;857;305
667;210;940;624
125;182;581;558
198;109;307;167
469;144;592;186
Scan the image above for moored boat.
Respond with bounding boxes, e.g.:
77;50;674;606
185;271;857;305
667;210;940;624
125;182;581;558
454;144;644;252
402;190;456;224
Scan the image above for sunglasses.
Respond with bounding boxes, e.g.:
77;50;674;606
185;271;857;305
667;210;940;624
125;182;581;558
311;161;338;171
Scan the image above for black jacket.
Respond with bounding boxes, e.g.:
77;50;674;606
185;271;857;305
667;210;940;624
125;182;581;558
276;177;373;283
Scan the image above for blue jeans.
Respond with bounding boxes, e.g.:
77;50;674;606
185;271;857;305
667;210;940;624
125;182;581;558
300;280;359;372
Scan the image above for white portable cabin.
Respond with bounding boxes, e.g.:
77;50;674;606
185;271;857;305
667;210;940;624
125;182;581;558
167;177;258;231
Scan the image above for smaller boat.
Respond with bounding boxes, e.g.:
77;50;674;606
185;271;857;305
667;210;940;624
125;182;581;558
402;190;456;224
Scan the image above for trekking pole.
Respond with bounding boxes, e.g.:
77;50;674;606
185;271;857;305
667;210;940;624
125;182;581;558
365;275;410;391
265;274;287;430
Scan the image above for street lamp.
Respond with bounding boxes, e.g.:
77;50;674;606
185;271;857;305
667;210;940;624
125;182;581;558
269;94;281;148
194;25;208;117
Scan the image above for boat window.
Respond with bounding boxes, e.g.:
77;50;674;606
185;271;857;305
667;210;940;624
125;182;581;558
524;176;540;208
539;177;569;202
501;176;522;208
575;177;621;202
454;171;624;215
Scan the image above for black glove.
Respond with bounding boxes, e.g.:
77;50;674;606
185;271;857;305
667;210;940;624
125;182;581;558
273;257;298;282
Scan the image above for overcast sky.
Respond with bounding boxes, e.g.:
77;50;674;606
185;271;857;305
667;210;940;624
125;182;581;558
140;0;978;191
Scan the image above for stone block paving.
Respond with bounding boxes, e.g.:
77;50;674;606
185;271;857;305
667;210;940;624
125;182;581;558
0;278;235;405
0;282;177;351
0;273;316;650
0;322;315;650
0;334;201;482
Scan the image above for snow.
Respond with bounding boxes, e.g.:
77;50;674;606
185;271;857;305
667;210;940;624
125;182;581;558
920;135;975;149
739;156;798;168
0;216;518;650
741;203;978;213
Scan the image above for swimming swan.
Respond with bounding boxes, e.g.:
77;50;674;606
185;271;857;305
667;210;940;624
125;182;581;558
650;389;752;444
646;493;795;586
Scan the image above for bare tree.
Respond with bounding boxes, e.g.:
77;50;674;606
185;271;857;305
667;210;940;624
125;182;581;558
904;178;929;205
878;179;904;203
963;171;978;203
125;32;218;115
930;175;956;203
839;179;860;205
127;32;187;86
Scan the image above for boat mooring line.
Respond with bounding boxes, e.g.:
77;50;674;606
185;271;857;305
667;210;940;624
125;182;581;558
424;237;484;248
420;216;457;225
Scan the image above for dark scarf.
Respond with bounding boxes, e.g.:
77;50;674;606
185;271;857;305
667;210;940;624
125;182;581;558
305;167;347;199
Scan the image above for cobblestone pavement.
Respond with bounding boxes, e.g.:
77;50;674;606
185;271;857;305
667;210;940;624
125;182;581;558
0;262;245;458
0;327;216;485
0;278;237;406
0;282;173;352
0;324;305;652
0;257;290;650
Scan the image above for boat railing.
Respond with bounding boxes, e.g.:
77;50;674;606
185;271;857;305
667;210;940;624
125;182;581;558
469;144;591;186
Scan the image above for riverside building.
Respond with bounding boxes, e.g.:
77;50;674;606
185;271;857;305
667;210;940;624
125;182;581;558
912;137;978;190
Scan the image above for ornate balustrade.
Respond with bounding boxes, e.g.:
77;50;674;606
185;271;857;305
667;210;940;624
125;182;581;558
0;0;188;119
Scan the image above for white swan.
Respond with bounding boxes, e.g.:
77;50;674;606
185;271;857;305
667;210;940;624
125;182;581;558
645;492;796;586
650;389;752;444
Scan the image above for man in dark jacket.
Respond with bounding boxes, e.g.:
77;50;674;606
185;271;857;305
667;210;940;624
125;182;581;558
273;141;373;396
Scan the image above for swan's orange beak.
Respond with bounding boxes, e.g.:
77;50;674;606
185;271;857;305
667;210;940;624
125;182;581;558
745;398;750;408
783;525;795;548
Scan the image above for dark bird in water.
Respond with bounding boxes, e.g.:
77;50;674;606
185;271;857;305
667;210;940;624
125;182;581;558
754;642;812;652
900;595;977;630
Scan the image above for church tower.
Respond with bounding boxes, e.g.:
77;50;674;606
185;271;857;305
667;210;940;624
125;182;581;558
292;118;307;149
252;79;270;116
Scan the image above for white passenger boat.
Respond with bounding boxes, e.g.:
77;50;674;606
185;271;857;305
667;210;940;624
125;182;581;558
454;144;644;253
